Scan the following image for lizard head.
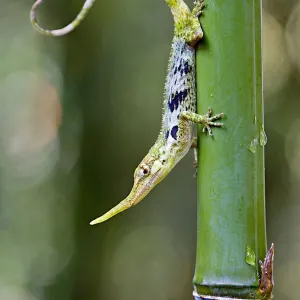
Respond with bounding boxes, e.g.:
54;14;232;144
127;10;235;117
90;148;175;225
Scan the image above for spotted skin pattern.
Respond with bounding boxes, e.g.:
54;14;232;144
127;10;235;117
164;38;196;150
90;0;225;225
30;0;95;36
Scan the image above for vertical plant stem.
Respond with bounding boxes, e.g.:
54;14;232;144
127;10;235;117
193;1;272;299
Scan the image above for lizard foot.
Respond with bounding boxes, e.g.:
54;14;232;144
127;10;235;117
201;107;225;136
192;0;205;17
180;108;225;136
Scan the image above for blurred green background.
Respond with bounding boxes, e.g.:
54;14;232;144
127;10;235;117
0;0;299;299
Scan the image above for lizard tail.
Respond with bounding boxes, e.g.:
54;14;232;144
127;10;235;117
30;0;96;37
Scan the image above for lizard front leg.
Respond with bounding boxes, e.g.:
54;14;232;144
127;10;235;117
191;137;198;169
190;137;199;177
188;106;224;173
181;107;225;136
181;108;224;175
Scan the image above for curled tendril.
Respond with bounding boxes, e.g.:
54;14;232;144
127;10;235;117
30;0;96;37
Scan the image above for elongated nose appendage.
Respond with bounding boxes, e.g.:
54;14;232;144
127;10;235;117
89;171;157;225
90;155;172;225
89;194;135;225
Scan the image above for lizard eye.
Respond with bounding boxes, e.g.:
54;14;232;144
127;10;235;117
139;165;150;177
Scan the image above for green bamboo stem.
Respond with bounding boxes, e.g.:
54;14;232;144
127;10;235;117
193;1;272;299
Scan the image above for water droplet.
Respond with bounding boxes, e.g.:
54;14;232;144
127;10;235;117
260;126;267;146
246;245;256;266
247;138;257;154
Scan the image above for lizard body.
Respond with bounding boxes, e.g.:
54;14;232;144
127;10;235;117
90;0;225;225
30;0;95;36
